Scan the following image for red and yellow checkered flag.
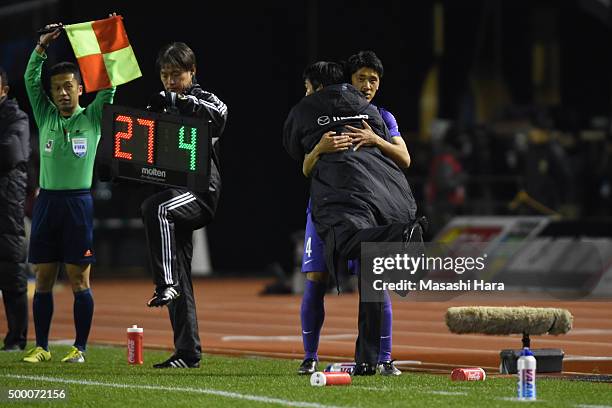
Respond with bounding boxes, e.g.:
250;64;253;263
64;15;141;92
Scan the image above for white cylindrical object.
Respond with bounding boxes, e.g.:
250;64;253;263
517;348;537;400
310;372;351;387
310;372;327;386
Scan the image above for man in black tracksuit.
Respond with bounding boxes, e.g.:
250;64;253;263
283;62;420;374
0;67;31;351
142;43;227;368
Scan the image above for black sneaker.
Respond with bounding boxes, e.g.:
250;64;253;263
147;285;180;307
152;355;200;368
377;360;402;376
1;343;25;352
353;362;377;376
297;358;318;375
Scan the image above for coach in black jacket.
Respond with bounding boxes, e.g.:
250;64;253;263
283;67;418;373
284;82;417;271
141;43;228;369
0;67;30;351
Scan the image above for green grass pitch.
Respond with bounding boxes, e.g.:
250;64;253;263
1;344;611;407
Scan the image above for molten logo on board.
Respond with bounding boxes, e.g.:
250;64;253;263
141;167;166;179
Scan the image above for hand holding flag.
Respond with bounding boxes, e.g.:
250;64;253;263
36;24;62;51
37;23;63;35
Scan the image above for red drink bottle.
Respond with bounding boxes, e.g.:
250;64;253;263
127;325;143;365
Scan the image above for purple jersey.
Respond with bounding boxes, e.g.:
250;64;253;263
376;106;401;137
301;106;401;273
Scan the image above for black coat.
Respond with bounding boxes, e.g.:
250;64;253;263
283;84;417;273
0;97;30;291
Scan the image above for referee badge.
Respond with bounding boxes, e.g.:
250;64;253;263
71;137;87;158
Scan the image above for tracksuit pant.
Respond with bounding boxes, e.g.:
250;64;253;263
1;261;28;350
333;219;425;366
141;188;213;360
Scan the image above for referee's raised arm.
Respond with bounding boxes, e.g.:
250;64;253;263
24;26;61;127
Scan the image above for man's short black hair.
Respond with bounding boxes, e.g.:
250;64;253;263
49;62;81;84
303;61;344;90
0;66;7;87
156;42;196;72
346;50;384;78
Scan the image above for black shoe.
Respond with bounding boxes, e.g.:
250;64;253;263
377;360;402;376
147;285;180;307
297;358;318;375
353;362;377;376
152;355;200;368
1;343;25;352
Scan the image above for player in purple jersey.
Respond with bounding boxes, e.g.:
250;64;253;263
298;51;410;376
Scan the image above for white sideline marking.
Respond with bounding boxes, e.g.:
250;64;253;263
352;386;389;391
427;391;468;396
4;374;348;408
569;329;612;335
222;334;354;342
48;339;74;345
575;405;612;408
564;356;612;362
497;397;545;402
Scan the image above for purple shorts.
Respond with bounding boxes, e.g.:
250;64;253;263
301;200;357;274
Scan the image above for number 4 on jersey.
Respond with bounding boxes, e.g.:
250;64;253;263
305;236;312;258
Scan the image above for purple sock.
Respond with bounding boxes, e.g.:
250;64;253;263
301;279;327;360
73;289;94;351
378;290;393;362
33;291;53;351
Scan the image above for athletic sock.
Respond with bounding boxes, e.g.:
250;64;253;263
378;290;393;362
301;279;327;360
73;288;94;352
33;291;53;351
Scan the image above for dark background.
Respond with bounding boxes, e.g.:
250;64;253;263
1;0;611;275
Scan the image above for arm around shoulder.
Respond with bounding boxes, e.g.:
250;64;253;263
378;110;410;167
388;136;411;168
302;144;321;177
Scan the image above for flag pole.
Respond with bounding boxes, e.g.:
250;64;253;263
37;23;64;34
